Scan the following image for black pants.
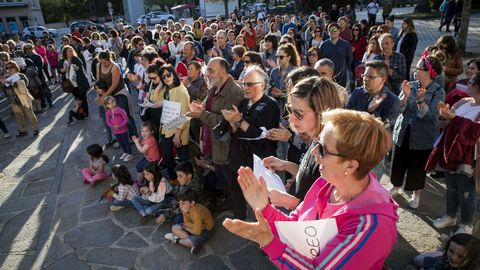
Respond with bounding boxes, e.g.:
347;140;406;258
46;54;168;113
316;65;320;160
72;87;89;116
222;165;247;220
0;119;8;134
68;110;85;122
160;134;189;180
390;127;432;191
439;16;453;31
368;14;377;26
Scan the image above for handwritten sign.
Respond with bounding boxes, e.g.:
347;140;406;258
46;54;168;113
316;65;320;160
275;219;338;259
164;115;190;129
253;154;286;192
161;100;181;125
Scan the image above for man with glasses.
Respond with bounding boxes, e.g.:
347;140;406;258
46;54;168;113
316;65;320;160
320;22;353;89
212;30;233;65
347;60;400;127
188;57;244;214
374;33;407;95
215;65;280;220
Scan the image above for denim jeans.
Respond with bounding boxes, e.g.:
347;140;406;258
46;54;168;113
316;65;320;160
115;94;138;138
98;106;113;143
160;134;189;180
445;173;476;224
112;198;133;208
115;132;132;154
132;195;173;216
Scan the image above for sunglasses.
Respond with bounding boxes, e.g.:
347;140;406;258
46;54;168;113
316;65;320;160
244;60;251;64
329;28;339;33
314;141;345;158
161;73;173;80
149;75;159;80
276;55;287;60
415;67;428;72
279;41;288;45
285;104;305;120
242;81;262;87
314;30;321;33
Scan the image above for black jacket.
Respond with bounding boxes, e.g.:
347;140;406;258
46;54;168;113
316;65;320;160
398;32;418;65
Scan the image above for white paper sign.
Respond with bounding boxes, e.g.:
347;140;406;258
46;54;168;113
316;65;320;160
253;154;286;192
161;100;181;125
275;219;338;259
5;73;21;86
164;115;191;129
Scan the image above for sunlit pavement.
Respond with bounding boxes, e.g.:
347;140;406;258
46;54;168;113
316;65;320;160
0;7;479;269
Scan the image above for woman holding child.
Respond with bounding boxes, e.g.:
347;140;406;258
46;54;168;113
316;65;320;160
223;109;399;269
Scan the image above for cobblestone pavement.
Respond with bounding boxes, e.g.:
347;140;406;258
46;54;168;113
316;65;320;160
1;8;480;270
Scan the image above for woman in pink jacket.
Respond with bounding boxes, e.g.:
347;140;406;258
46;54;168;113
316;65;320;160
224;109;399;269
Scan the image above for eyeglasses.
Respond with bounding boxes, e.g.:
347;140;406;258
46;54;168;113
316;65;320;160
149;75;159;80
138;43;145;46
174;35;181;39
5;66;15;70
361;74;383;80
415;67;428;72
285;104;305;120
329;28;339;33
279;41;288;45
314;140;345;158
161;73;173;80
377;31;384;34
242;81;262;87
276;55;287;60
244;60;251;64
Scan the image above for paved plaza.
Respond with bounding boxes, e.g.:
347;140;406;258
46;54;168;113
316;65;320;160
0;8;480;270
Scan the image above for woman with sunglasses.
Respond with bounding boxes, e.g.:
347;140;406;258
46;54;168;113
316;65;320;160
265;76;343;209
389;56;445;209
435;35;463;91
158;64;190;181
141;59;166;134
168;32;184;66
238;51;264;82
306;47;321;67
350;23;367;69
224;108;397;269
0;61;39;138
308;26;323;50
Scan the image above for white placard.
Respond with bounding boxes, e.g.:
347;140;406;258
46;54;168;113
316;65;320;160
275;219;338;260
253;154;286;192
5;73;21;86
163;115;191;129
161;100;181;125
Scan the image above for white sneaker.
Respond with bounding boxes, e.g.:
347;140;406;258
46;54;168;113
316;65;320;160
3;133;10;139
164;233;178;244
110;205;125;212
408;195;420;209
123;154;134;162
388;186;400;197
119;153;127;160
113;142;120;149
433;214;457;229
455;224;473;235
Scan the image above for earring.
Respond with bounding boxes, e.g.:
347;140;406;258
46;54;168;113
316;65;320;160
344;171;348;175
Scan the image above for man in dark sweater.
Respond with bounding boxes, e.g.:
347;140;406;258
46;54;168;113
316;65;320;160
215;65;280;220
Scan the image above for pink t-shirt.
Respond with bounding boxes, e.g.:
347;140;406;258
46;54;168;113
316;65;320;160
142;136;160;162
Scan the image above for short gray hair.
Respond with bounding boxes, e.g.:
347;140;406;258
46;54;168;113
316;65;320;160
378;33;395;45
244;65;268;90
316;58;335;73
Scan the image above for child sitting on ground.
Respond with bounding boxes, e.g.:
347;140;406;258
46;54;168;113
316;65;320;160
164;188;214;255
82;144;109;185
104;95;133;162
132;121;161;184
414;233;479;269
110;164;139;211
67;97;87;125
132;162;173;224
155;162;213;225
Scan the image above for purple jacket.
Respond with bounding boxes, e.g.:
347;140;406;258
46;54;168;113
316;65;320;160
261;172;399;270
105;107;129;134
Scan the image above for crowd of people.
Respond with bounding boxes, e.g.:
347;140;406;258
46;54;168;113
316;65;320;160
1;2;480;268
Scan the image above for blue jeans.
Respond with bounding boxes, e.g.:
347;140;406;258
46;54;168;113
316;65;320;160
115;94;138;138
160;134;189;180
136;156;151;173
132;195;173;216
445;173;476;224
116;132;132;154
112;198;133;207
98;106;113;143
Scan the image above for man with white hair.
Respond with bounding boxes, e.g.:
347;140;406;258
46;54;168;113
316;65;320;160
216;66;280;220
374;33;407;95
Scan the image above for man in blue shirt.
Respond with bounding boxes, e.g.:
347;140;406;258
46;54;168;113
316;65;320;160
347;60;400;129
281;15;298;35
319;22;353;88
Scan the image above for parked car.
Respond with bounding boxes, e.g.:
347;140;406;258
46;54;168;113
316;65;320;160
22;26;57;40
70;21;105;33
136;11;176;25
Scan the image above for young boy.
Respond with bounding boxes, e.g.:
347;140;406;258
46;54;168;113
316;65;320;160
164;188;214;254
155;162;213;225
67;97;87;125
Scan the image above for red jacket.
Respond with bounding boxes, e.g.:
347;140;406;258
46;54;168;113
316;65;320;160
175;56;203;78
425;116;480;172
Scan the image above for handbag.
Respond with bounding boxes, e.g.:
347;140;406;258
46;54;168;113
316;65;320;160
139;106;151;121
61;78;74;93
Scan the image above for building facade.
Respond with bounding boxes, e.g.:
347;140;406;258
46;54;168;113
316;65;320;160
0;0;45;35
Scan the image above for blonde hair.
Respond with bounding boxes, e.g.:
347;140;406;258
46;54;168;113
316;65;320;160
322;109;392;180
103;95;116;106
